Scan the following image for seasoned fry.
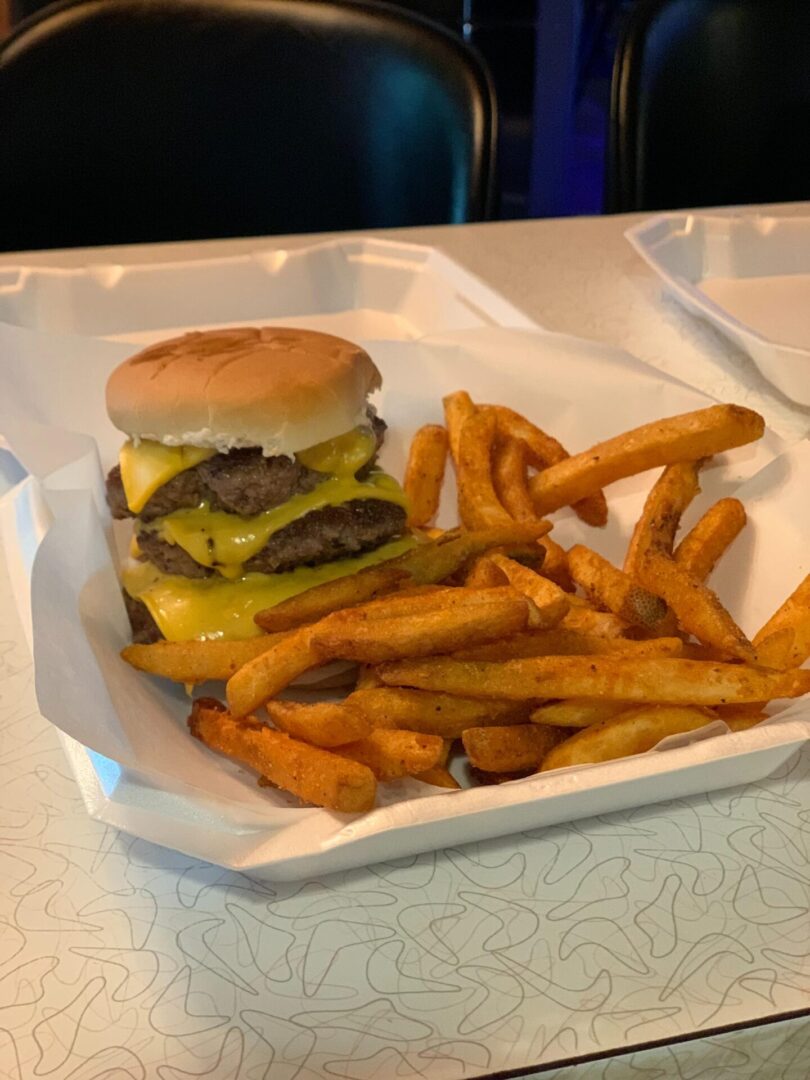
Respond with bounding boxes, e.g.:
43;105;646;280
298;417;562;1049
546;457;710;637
189;698;376;812
254;564;410;631
401;524;550;585
455;631;683;661
443;390;476;463
562;606;630;638
674;498;747;580
487;404;608;526
355;664;382;690
530;699;630;728
721;710;768;731
624;461;702;577
538;536;574;592
456;409;514;529
264;700;372;747
462;724;564;772
227;628;320;717
404;424;449;527
122;634;285;683
529;405;764;516
752;573;810;669
637;550;755;661
540;705;717;771
492;437;538;522
415;766;461;789
346;687;532;737
378;655;810;705
567;544;670;628
338;729;445;780
464;555;508;587
488;554;570;627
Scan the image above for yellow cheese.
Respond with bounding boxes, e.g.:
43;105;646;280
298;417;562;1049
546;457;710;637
122;535;416;641
296;426;377;475
119;440;215;513
143;470;408;577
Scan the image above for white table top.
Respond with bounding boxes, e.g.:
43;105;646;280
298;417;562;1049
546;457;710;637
1;209;808;1079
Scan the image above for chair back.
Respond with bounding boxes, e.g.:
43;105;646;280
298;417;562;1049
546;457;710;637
607;0;810;212
0;0;495;250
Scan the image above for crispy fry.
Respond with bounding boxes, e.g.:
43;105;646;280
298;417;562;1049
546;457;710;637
189;698;376;812
404;424;449;527
464;555;508;587
456;409;514;529
264;700;372;747
254;564;410;631
227;628;320;717
312;590;535;664
721;710;768;731
337;729;445;780
540;705;717;771
637;550;755;661
455;630;683;661
488;554;570;627
538;536;574;592
462;724;564;772
674;498;747;580
492;437;539;522
355;664;382;690
752;573;810;669
562;607;630;638
624;461;702;577
378;655;810;705
346;687;532;737
529;405;764;516
122;634;286;683
487;404;608;526
401;524;549;585
443;390;477;464
568;544;670;628
530;699;630;728
415;766;461;789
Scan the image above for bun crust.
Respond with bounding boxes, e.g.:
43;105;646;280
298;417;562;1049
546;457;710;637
106;327;382;454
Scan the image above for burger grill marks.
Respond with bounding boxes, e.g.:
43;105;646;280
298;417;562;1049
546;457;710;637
107;411;386;521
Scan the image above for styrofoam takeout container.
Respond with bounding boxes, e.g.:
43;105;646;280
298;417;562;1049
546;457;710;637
0;239;807;880
626;214;810;406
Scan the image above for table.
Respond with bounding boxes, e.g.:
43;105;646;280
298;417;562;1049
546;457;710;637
1;209;808;1079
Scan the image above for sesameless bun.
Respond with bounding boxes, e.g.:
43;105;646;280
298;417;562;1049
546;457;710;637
106;327;382;455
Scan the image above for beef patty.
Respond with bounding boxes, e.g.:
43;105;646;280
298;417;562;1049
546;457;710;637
107;412;386;521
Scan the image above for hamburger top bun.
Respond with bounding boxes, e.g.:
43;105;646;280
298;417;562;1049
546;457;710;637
106;327;382;455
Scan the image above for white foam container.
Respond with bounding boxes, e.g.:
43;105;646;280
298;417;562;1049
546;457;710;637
626;213;810;406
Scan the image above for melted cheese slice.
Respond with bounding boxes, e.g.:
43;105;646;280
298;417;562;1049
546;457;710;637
122;536;416;641
144;470;407;577
119;440;215;513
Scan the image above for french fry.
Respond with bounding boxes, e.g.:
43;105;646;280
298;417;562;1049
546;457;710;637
355;664;382;690
540;705;717;771
415;766;461;789
752;573;810;670
492;437;539;522
189;698;376;812
674;498;747;580
624;461;702;577
264;700;373;747
337;729;445;780
122;634;286;683
401;524;550;585
443;390;476;464
487;404;608;526
464;555;508;587
462;724;564;773
227;627;321;716
529;405;764;516
538;536;574;592
637;550;755;661
254;564;410;631
312;591;536;664
721;710;768;731
378;655;810;705
488;554;570;627
456;409;515;529
346;687;532;737
567;544;670;629
530;699;630;728
404;424;449;528
455;631;683;661
562;606;630;638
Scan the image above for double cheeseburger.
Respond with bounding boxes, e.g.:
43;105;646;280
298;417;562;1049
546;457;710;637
105;327;412;643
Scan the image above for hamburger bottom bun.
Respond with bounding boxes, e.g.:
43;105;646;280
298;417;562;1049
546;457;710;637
106;326;382;456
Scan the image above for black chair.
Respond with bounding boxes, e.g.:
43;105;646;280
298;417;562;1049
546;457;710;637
0;0;495;251
606;0;810;212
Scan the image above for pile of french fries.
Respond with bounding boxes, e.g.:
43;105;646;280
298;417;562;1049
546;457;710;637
123;397;810;814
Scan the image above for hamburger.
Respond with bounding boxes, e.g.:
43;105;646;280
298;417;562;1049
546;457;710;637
105;327;412;643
